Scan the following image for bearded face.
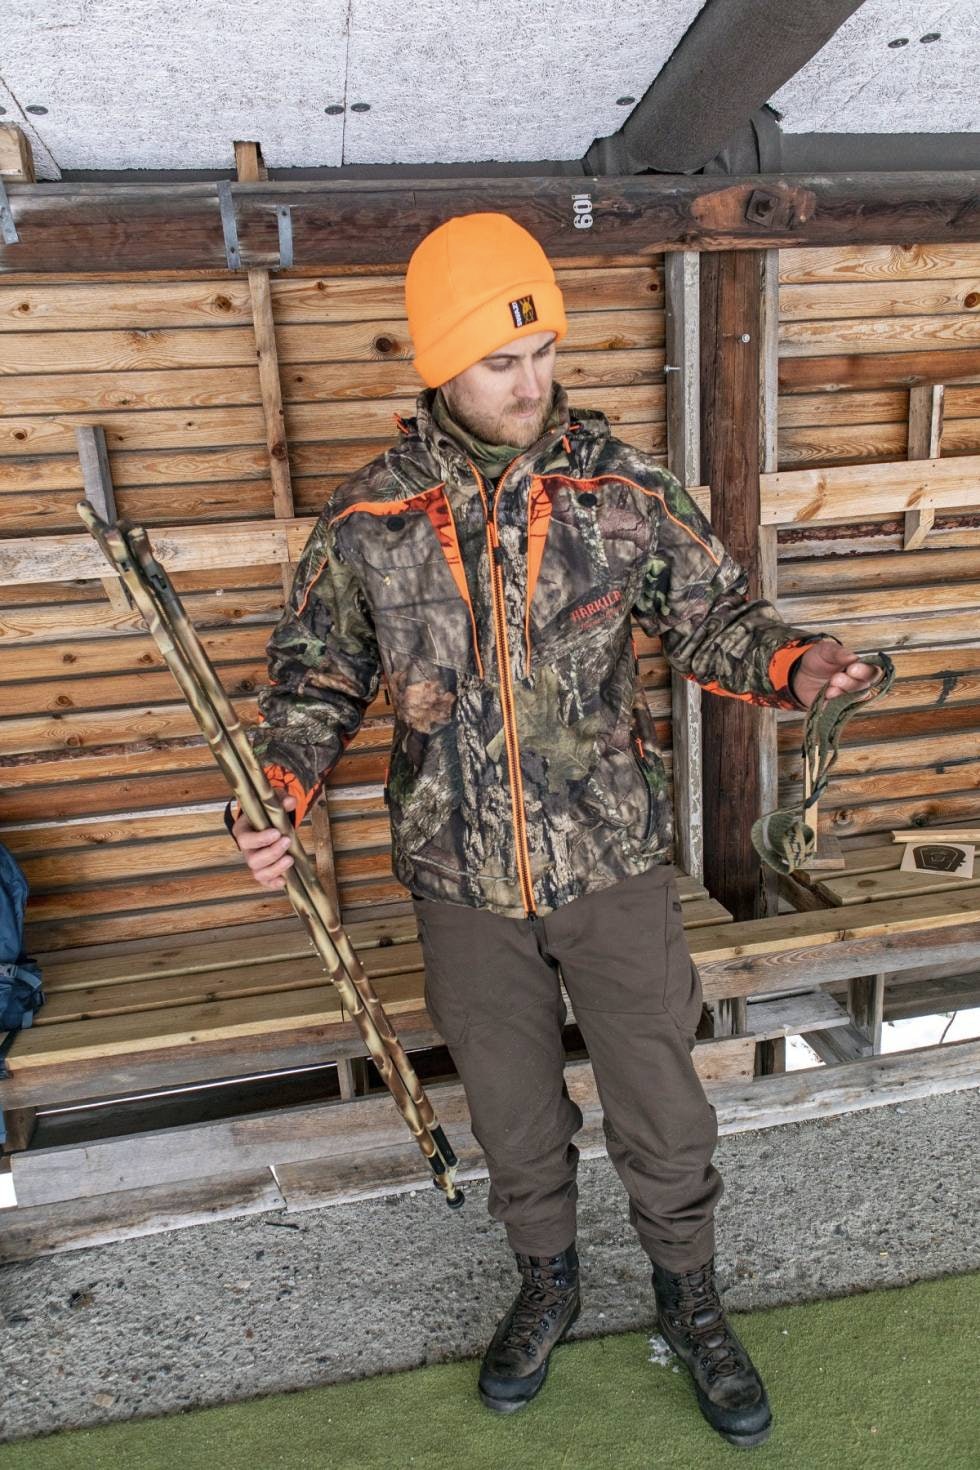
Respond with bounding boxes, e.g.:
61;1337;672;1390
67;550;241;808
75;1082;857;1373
441;330;558;448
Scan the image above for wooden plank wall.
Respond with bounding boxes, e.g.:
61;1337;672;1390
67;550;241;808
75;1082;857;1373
775;244;980;845
0;258;672;952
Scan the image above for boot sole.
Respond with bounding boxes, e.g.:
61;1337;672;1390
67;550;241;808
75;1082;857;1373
478;1306;581;1415
717;1420;773;1449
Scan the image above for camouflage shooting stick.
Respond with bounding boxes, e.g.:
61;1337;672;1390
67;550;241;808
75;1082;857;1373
78;503;464;1210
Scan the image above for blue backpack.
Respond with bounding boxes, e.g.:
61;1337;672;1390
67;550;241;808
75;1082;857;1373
1;842;45;1076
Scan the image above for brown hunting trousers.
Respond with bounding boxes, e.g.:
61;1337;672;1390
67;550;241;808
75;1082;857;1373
413;863;724;1272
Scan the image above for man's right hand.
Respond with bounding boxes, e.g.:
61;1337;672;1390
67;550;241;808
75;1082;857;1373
233;794;298;889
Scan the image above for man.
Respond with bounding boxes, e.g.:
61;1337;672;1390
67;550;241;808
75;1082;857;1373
232;213;881;1449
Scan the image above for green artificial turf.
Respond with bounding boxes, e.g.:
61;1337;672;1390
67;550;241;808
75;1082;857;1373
2;1271;976;1470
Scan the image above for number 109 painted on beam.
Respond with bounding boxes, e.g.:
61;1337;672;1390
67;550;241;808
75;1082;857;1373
572;194;594;229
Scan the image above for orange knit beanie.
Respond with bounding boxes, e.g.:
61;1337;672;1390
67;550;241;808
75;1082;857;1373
405;213;567;388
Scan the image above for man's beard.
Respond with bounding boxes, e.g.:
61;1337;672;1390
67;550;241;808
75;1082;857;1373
445;387;554;448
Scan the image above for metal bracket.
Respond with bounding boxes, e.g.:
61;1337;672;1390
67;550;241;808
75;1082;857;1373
0;174;19;245
217;179;241;270
276;204;294;269
219;183;294;271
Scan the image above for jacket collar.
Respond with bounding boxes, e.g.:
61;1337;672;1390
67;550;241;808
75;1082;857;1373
386;382;610;496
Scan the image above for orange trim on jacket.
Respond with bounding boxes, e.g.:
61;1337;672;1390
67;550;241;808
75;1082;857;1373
524;476;554;669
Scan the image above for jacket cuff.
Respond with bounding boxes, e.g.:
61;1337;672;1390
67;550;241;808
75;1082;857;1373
771;635;844;712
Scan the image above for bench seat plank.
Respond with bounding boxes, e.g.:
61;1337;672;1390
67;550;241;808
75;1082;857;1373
796;839;980;906
14;890;728;1056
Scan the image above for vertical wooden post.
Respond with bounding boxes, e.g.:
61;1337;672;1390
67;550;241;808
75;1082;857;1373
756;250;781;924
75;426;132;616
699;251;765;947
234;141;295;600
664;251;703;886
754;250;787;1073
903;384;944;549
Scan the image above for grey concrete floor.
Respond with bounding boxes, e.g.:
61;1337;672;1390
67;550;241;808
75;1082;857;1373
1;1087;977;1445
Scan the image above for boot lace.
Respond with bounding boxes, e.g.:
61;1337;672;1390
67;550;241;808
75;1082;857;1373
506;1257;575;1358
668;1265;744;1380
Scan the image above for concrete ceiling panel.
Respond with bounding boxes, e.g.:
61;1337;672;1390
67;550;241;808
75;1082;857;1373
0;0;708;172
0;0;350;172
342;0;704;164
770;0;980;133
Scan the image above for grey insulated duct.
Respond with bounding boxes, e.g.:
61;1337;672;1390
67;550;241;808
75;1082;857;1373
584;0;867;174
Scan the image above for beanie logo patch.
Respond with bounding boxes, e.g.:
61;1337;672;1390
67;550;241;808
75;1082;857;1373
509;294;538;328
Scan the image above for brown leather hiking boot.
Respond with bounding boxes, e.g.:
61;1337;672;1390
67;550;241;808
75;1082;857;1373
651;1256;773;1449
478;1244;580;1413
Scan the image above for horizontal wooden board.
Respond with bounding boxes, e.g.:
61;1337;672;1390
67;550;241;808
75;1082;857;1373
778;244;980;285
0;265;664;333
777;610;979;651
0;623;269;682
779;578;980;624
779;347;980;394
0;585;280;641
0;347;666;418
0;481;279;538
0;384;666;459
0;308;665;377
761;454;980;525
778;418;980;470
779;549;980;594
780;279;980;322
779;312;980;358
779;727;979;781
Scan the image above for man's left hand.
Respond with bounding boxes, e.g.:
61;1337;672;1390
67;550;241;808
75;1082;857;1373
791;640;884;710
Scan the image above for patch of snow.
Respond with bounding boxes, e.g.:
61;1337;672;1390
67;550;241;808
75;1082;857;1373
647;1333;675;1367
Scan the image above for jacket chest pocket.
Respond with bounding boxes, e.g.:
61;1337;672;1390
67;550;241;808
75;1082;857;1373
527;485;646;650
350;514;477;674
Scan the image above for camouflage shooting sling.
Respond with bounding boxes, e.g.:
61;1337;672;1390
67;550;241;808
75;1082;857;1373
751;651;896;876
78;504;464;1211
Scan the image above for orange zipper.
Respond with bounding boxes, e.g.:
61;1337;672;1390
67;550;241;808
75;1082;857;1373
470;459;537;917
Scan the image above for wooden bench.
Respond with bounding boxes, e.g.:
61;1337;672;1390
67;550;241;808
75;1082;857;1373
0;872;753;1137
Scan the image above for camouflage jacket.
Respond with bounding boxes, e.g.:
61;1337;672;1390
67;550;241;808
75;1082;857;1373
252;384;829;918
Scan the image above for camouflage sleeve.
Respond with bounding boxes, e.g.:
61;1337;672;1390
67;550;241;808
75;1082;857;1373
250;514;382;822
633;470;838;711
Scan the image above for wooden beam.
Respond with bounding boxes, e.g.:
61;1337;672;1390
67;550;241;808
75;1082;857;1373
664;251;703;886
700;250;765;932
4;171;980;274
0;515;310;585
